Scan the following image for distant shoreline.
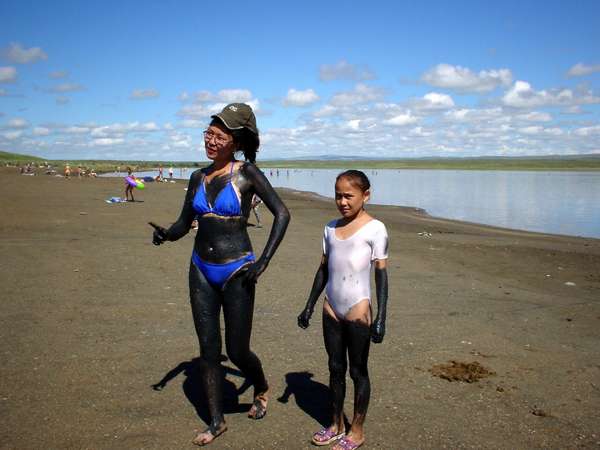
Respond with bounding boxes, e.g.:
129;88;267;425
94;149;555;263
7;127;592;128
258;158;600;171
3;154;600;172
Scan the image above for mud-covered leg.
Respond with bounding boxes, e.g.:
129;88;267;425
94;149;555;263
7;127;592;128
189;263;227;445
222;273;269;419
342;320;371;447
323;311;347;434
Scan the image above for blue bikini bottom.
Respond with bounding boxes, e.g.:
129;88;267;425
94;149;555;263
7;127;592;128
192;250;255;290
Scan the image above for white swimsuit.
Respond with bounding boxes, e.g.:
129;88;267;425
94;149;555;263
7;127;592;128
323;218;389;317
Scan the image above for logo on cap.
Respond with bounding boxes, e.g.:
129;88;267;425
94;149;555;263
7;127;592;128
228;105;238;112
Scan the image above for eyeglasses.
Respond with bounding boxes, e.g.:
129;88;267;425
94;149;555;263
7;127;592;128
203;130;232;146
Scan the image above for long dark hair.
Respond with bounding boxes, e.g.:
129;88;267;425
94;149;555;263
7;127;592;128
210;118;260;163
231;127;259;164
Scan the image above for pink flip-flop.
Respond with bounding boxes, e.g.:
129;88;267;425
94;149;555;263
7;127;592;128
311;427;345;446
333;435;364;450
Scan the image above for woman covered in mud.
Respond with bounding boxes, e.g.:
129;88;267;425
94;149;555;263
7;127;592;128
150;103;290;446
298;170;388;450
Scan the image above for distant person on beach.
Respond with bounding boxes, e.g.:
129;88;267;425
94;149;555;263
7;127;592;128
298;170;389;450
168;166;174;180
250;194;262;228
158;165;164;181
150;103;290;446
64;164;71;179
124;167;136;202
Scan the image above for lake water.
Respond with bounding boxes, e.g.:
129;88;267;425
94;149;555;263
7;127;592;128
112;168;600;239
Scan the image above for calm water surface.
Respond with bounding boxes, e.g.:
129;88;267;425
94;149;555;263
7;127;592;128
116;168;600;239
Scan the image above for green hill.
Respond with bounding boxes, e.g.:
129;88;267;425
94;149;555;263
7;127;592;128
0;151;44;163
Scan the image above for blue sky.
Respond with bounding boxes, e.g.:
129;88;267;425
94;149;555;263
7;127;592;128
1;0;599;161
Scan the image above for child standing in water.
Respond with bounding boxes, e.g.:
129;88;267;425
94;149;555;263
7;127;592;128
298;170;389;450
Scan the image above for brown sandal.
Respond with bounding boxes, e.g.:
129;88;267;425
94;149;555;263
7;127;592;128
192;423;227;446
248;393;268;420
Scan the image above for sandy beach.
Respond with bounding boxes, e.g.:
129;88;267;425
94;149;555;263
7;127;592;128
1;166;599;449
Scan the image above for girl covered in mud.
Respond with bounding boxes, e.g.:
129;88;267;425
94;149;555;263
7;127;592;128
298;170;389;450
150;103;290;446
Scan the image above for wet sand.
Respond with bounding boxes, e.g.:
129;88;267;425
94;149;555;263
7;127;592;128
1;166;599;449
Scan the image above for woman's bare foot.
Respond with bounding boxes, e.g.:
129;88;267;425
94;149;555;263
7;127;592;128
248;391;268;420
192;423;227;446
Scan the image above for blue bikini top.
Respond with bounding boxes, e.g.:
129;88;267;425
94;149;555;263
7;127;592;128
192;163;242;217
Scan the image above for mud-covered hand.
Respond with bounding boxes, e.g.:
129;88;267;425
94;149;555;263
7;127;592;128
297;307;313;329
371;266;388;343
244;258;268;285
370;318;385;343
298;256;328;330
149;222;168;245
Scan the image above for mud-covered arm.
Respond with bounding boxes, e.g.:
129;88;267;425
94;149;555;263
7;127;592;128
152;172;200;244
297;255;328;329
243;164;290;282
371;260;388;343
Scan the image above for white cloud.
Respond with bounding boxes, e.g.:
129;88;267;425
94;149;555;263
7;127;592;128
3;130;23;140
33;127;51;136
345;119;361;131
130;89;159;99
178;93;260;121
50;83;85;93
544;127;563;136
422;63;512;93
65;126;91;134
384;112;418;126
216;89;253;103
179;103;223;119
283;88;320;107
567;63;600;77
193;91;213;102
49;70;68;79
319;60;376;82
330;83;385;106
444;107;504;123
179;119;204;128
2;43;47;64
313;105;339;118
408;126;433;137
90;122;160;138
93;138;125;146
0;66;17;83
7;118;29;129
516;111;552;122
574;125;600;136
502;80;600;108
518;126;564;137
414;92;455;110
176;89;259;121
562;105;584;115
519;126;542;135
167;131;193;148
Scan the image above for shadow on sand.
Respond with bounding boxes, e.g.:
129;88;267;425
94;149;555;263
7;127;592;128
152;357;252;425
278;371;333;427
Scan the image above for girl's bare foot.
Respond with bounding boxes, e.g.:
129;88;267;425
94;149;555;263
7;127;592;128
192;423;227;446
312;426;345;446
